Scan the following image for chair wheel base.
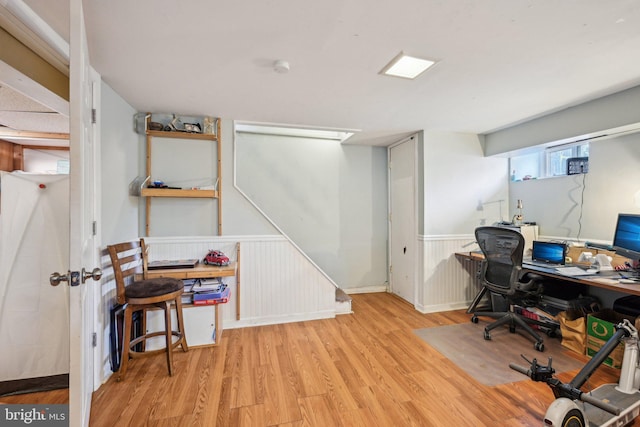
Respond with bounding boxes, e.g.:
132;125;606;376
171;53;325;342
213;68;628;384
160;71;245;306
471;316;479;324
483;329;491;340
534;342;545;352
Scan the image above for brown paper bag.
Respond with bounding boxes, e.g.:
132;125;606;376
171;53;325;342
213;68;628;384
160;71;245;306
559;312;586;354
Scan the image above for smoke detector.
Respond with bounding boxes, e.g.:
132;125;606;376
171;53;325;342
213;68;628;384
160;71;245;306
273;60;290;74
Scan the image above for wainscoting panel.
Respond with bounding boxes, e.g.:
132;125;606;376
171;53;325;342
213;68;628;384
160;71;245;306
144;235;337;329
417;235;483;313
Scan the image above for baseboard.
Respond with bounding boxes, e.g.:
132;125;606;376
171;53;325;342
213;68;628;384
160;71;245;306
226;310;336;329
343;285;388;294
415;301;471;314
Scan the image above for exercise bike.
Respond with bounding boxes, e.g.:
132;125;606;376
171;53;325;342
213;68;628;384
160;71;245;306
510;319;640;427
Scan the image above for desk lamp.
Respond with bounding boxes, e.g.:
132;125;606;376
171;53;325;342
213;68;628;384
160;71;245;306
513;199;524;225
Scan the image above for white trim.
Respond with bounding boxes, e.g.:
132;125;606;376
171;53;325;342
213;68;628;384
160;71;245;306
415;301;471;314
343;285;388;294
419;234;475;241
0;60;69;116
144;234;287;244
0;0;69;74
225;310;336;329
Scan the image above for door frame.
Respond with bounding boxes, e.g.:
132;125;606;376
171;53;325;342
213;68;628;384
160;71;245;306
387;135;418;305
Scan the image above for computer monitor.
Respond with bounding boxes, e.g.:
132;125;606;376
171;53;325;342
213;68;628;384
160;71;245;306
612;213;640;262
531;241;566;265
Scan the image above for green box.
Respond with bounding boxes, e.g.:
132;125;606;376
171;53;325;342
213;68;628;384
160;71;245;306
586;309;636;368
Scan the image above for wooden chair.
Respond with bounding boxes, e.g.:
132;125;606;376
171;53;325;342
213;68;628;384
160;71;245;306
107;238;188;381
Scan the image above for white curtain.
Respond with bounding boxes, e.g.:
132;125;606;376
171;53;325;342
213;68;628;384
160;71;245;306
0;171;69;381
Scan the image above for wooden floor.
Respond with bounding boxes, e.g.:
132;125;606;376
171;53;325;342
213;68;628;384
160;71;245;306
3;292;636;426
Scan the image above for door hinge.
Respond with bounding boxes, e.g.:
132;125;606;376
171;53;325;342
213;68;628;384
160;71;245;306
92;221;97;236
91;108;97;124
92;333;97;347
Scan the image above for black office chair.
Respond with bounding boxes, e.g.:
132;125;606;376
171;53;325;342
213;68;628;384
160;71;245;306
470;226;552;352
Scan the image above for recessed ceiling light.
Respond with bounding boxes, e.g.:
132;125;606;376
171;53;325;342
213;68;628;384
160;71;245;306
381;52;436;79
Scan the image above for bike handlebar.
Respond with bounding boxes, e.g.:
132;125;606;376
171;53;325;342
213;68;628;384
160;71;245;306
509;363;530;377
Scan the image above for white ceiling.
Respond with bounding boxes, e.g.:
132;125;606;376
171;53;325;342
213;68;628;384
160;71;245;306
12;0;640;146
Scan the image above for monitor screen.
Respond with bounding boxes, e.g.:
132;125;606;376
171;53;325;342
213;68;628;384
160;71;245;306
612;213;640;261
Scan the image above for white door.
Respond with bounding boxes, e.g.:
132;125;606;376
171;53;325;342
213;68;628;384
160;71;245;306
68;0;101;425
389;137;417;305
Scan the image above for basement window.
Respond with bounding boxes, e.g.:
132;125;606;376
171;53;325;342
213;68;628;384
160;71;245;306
234;122;355;142
510;142;589;181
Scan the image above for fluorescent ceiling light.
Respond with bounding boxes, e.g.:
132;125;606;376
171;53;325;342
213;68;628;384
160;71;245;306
235;123;356;142
381;53;435;79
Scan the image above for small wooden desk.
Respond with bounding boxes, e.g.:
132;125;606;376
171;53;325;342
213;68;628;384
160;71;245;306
145;262;237;346
145;262;237;280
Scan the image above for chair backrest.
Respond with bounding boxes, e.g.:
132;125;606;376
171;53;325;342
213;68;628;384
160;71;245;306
107;239;149;305
475;226;525;296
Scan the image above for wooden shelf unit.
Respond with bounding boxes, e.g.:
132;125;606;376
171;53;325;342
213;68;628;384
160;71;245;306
143;242;241;346
143;115;222;236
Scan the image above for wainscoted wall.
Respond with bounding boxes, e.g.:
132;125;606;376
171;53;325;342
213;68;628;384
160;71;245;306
143;235;337;328
99;234;337;380
416;234;483;313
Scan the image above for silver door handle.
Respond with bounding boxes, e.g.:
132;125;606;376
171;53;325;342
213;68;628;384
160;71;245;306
82;267;103;283
50;271;69;286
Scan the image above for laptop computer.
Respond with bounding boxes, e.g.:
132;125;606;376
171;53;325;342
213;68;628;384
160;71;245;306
524;241;567;267
147;258;199;270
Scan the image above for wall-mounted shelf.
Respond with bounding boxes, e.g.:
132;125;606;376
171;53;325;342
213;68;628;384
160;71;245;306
139;113;222;236
140;188;218;198
146;129;217;141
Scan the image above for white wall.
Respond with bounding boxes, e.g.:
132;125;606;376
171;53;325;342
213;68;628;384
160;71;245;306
415;131;509;312
100;82;140;244
485;83;640;242
423;131;509;235
484;85;640;156
234;131;388;289
510;132;640;241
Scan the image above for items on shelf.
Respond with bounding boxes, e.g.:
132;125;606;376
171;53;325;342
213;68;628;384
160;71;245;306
181;279;231;305
135;113;217;136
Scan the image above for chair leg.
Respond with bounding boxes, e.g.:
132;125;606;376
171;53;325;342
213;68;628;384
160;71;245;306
174;298;189;352
483;313;514;333
118;305;134;382
466;286;488;314
163;301;174;376
139;308;147;352
511;314;544;345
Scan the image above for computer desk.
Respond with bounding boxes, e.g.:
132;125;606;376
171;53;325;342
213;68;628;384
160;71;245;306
455;251;640;313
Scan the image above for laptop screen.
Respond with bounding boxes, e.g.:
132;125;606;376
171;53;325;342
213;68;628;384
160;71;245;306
531;241;567;265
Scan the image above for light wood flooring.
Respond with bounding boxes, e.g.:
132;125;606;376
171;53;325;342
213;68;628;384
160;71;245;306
3;292;637;426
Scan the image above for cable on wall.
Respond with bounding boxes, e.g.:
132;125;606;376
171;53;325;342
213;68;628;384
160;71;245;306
575;172;587;242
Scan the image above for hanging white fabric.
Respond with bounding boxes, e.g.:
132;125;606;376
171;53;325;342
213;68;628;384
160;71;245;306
0;171;70;381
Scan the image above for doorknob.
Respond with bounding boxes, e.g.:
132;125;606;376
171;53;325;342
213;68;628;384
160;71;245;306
50;268;102;286
82;267;103;284
50;271;69;286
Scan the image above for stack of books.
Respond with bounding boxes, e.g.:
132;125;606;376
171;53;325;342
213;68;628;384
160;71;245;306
179;278;231;305
192;283;230;306
181;279;198;304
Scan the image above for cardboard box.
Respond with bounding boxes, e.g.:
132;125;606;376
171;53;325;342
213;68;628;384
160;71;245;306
586;309;636;368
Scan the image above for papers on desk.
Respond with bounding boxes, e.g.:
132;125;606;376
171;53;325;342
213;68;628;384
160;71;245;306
553;266;594;276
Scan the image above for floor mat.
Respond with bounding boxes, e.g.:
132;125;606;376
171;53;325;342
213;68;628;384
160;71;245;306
414;322;584;386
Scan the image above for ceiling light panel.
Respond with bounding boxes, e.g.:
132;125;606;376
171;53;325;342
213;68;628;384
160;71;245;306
381;53;435;79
